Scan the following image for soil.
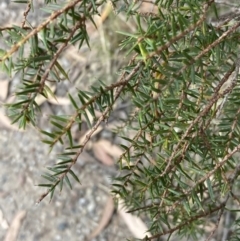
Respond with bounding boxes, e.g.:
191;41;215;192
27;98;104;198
0;126;133;241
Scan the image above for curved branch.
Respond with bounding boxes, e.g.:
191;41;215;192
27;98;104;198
0;0;82;62
36;61;143;203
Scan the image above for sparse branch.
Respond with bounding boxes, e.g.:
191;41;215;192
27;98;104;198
165;144;240;215
44;61;143;148
21;0;32;28
0;26;31;31
180;21;240;75
146;198;228;240
159;63;238;178
0;0;82;62
38;19;85;92
147;1;213;61
37;61;143;202
205;205;225;241
20;19;86;115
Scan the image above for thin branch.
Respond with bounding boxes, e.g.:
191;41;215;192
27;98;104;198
158;18;240;96
38;19;85;92
178;20;240;77
43;61;143;148
36;61;143;203
19;19;86;116
204;205;226;241
146;160;240;240
204;162;240;241
0;26;31;31
146;1;213;61
165;143;240;215
159;62;238;178
145;199;227;240
231;191;240;205
0;0;82;62
21;0;32;28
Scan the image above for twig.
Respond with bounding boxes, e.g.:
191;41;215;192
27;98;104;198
20;19;86;116
165;147;240;216
0;0;82;62
38;19;85;92
21;0;32;28
36;61;143;203
145;200;227;240
159;61;238;178
204;205;226;241
146;1;213;61
146;161;240;241
0;26;31;31
178;20;240;77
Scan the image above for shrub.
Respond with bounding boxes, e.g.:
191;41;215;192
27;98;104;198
1;0;240;240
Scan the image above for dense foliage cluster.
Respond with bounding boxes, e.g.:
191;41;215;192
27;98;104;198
1;0;240;240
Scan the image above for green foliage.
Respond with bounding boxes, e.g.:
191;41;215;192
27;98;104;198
1;0;240;240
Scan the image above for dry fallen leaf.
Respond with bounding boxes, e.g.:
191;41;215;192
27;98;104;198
95;139;123;159
95;1;112;27
4;210;27;241
92;142;114;166
139;1;159;14
47;96;70;105
0;80;9;100
83;109;102;126
86;196;115;241
65;45;86;63
35;85;56;105
118;199;152;239
0;208;9;229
